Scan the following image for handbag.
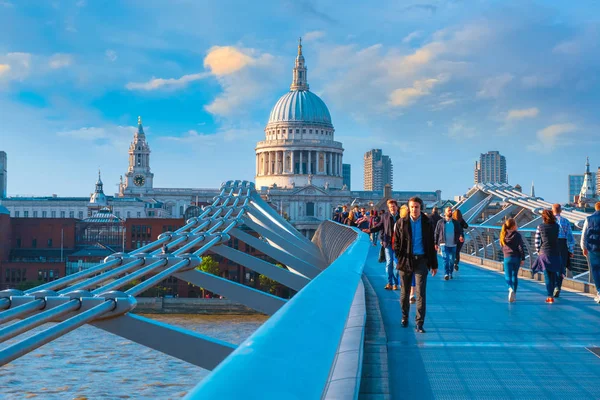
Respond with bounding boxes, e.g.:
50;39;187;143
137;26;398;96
378;245;386;263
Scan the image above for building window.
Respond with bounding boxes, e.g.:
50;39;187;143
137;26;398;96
14;211;19;218
48;239;53;247
303;129;306;133
42;211;47;218
24;211;29;218
32;238;37;248
78;211;83;219
33;211;38;217
51;211;56;218
127;211;131;218
306;202;315;217
61;211;66;218
115;211;120;217
309;129;312;134
69;211;75;218
137;212;141;218
296;129;300;133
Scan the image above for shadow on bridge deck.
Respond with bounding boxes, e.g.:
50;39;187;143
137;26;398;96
363;246;600;399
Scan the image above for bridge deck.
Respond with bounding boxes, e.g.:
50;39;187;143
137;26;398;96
363;246;600;399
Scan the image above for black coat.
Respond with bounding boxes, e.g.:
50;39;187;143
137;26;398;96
368;211;399;248
393;213;438;272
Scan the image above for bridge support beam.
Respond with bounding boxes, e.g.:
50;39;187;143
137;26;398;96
92;314;236;370
174;269;286;315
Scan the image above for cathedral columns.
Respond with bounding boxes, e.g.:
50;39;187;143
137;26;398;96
275;151;280;174
291;150;295;174
300;151;304;174
308;150;312;175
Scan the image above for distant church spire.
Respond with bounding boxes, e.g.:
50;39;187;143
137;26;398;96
136;115;145;136
580;156;594;200
290;37;309;91
530;181;535;197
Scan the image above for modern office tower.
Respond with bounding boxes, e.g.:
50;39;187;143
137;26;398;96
364;149;393;191
342;163;351;190
0;151;6;199
474;151;507;184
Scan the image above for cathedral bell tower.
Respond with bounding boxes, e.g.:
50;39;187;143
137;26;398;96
121;116;154;195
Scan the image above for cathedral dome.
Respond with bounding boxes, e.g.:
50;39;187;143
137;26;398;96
268;90;332;126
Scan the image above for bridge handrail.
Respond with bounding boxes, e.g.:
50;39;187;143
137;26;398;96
185;223;371;399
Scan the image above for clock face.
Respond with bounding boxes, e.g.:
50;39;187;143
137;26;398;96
134;175;146;186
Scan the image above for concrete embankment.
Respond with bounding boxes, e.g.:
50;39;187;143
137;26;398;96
132;297;264;315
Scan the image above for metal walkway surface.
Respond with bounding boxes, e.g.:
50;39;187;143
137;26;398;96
363;246;600;399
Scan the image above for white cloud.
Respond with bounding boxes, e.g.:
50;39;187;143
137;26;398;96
447;120;477;139
427;120;434;127
389;75;448;107
402;31;422;44
521;74;558;88
303;31;326;41
528;123;577;152
0;52;32;83
105;50;117;62
204;46;256;76
126;72;210;91
506;107;539;121
477;73;513;98
553;40;581;55
49;53;73;69
56;125;137;150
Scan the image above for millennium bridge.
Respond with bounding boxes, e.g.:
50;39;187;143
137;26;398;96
1;180;599;399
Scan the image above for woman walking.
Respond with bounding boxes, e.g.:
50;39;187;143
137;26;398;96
369;210;381;246
452;209;469;271
532;210;562;303
500;218;525;302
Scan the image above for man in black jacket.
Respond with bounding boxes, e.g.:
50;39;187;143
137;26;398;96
363;199;400;290
393;197;438;333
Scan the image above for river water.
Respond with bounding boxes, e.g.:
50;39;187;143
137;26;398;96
0;314;268;399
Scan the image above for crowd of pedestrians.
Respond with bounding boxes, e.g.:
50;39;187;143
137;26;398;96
334;198;600;332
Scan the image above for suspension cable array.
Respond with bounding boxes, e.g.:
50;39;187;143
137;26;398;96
0;180;326;368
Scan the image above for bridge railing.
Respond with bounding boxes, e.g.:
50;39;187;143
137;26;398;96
462;225;591;283
184;220;371;399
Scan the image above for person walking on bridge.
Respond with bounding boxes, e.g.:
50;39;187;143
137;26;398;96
394;197;438;333
552;203;574;298
500;218;525;302
434;207;464;280
581;201;600;304
452;209;469;272
363;199;400;291
532;210;561;304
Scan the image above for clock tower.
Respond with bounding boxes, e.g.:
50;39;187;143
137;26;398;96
121;116;154;195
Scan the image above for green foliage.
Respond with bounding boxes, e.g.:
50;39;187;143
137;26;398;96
16;280;45;291
195;256;220;275
259;263;285;295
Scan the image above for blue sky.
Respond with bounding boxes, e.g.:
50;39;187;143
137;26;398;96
1;0;599;202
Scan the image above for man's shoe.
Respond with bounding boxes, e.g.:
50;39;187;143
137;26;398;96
545;297;554;304
392;285;398;291
415;325;426;333
384;284;392;290
401;319;408;327
553;287;560;298
454;264;459;271
450;274;453;279
508;288;516;303
444;274;449;281
594;294;600;304
409;295;416;304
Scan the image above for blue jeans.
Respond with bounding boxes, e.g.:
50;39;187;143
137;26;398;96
371;232;379;245
441;245;456;276
503;256;520;292
543;270;559;296
588;251;600;291
384;246;399;286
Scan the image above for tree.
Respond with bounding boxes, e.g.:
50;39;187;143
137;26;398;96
195;255;221;298
259;263;286;296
